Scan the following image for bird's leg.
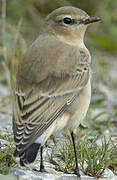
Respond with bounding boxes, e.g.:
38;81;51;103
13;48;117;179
40;146;45;172
71;132;80;177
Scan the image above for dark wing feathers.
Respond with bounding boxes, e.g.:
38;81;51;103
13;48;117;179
13;70;89;156
14;92;81;156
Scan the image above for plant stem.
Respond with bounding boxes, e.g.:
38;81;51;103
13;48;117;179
1;0;12;92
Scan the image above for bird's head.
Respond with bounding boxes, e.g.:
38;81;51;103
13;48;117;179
45;6;101;45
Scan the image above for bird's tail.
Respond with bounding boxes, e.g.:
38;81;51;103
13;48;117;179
13;143;41;166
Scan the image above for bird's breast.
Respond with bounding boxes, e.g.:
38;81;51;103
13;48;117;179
67;79;91;132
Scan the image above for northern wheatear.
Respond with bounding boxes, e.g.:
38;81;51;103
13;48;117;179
12;6;101;177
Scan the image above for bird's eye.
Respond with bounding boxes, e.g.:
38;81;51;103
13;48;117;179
63;17;72;24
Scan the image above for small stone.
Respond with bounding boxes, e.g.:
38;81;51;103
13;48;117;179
98;168;117;180
0;174;17;180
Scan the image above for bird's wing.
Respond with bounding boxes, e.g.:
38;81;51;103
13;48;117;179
13;35;91;156
13;66;90;156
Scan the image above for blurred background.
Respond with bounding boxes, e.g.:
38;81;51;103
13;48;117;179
0;0;117;176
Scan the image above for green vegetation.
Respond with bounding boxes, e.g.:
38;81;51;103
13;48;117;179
50;135;117;178
0;133;15;174
50;138;109;178
0;147;15;174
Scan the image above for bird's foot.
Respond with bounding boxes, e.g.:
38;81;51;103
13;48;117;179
74;168;81;178
40;165;46;173
33;165;46;173
66;169;80;179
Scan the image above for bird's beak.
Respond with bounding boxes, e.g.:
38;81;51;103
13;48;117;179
84;17;101;25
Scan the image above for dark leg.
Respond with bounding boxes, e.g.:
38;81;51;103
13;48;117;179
40;146;45;172
71;132;80;177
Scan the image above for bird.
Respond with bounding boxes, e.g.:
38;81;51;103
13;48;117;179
12;6;101;177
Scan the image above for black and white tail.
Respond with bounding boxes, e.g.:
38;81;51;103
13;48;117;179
14;143;41;166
